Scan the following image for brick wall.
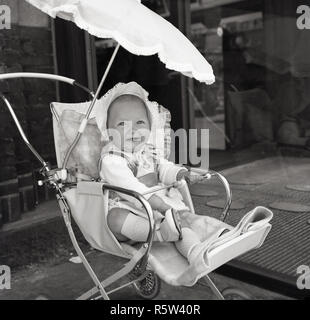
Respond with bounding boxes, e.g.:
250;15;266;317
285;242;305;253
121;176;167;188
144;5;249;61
0;1;57;225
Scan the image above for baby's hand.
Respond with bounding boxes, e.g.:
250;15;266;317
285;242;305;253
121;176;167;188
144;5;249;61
176;169;190;183
176;169;207;185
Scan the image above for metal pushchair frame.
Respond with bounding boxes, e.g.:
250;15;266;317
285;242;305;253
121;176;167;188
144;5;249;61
1;72;273;300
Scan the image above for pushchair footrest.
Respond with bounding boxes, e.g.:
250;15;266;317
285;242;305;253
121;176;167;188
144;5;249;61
122;221;271;287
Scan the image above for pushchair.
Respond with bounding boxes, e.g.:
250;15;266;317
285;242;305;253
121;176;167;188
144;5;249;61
0;72;273;300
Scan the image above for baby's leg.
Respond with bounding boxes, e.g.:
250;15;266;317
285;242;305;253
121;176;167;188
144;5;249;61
108;207;161;242
107;208;132;241
108;207;185;242
108;208;202;263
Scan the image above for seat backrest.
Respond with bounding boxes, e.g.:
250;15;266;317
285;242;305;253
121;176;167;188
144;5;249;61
51;96;172;179
51;100;103;179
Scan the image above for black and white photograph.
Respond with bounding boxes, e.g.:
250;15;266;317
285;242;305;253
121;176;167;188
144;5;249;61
0;0;310;307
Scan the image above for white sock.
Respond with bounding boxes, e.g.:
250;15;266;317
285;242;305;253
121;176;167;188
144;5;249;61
175;228;201;263
120;214;149;242
120;213;164;242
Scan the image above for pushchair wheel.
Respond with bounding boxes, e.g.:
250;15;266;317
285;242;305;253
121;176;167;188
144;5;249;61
133;270;161;300
221;287;253;300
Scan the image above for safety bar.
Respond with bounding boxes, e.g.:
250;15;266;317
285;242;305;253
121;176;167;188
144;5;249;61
101;183;155;269
189;167;232;222
142;182;181;196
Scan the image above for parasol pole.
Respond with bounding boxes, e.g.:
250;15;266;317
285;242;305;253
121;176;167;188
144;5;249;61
62;43;120;170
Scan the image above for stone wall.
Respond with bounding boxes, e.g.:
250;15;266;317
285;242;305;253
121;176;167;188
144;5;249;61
0;0;57;225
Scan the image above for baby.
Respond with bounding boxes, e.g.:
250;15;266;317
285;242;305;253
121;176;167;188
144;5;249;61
98;82;202;264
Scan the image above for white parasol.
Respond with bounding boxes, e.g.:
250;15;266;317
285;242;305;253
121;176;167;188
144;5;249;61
26;0;215;84
24;0;216;169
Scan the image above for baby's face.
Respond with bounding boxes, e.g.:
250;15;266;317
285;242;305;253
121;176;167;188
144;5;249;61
107;95;151;153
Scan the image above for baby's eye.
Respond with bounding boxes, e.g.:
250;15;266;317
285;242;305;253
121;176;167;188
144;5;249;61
117;121;125;127
137;120;145;125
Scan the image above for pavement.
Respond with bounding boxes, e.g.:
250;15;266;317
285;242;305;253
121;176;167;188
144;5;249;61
0;244;291;300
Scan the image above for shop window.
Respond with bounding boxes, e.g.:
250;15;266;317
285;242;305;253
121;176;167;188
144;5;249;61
190;0;310;154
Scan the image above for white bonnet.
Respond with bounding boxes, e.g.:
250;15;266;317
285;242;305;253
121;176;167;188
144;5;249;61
95;82;170;156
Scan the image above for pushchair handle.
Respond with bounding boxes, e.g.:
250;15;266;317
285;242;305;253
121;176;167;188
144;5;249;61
0;72;94;97
0;93;50;172
0;72;94;172
1;45;120;174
